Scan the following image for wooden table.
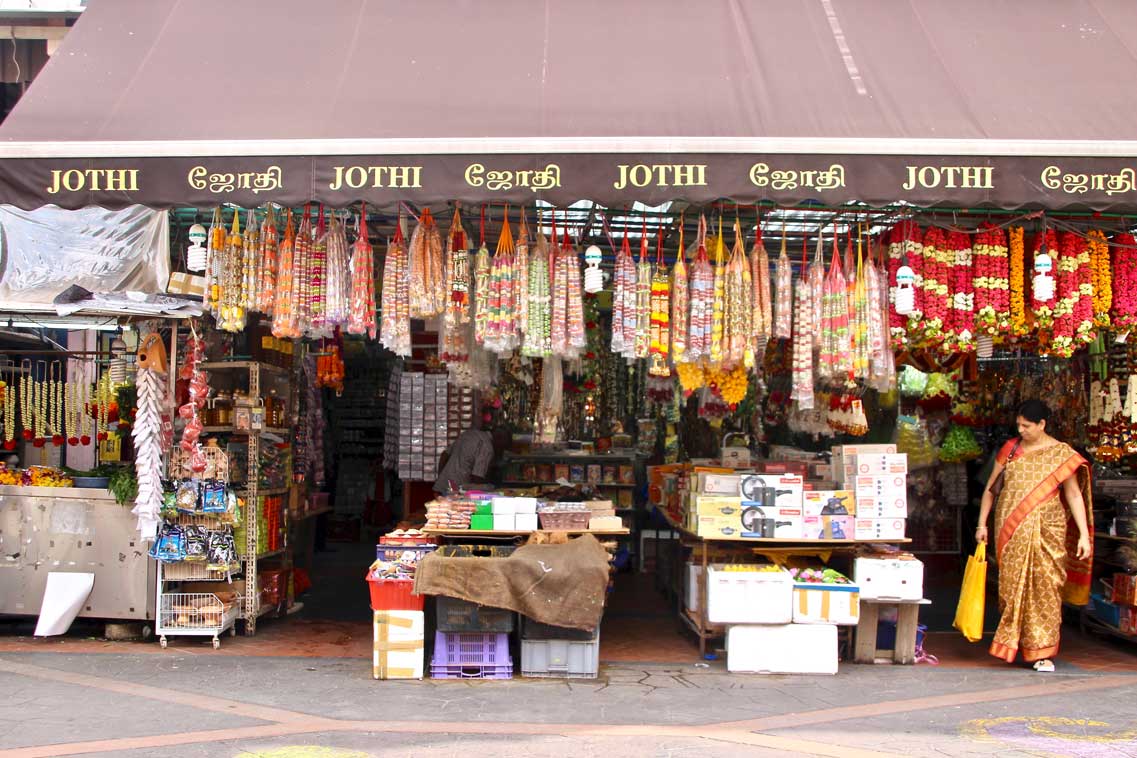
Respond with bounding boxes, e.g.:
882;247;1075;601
855;598;932;664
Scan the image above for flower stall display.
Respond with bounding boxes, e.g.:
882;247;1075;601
709;220;727;366
1113;232;1137;330
918;227;949;346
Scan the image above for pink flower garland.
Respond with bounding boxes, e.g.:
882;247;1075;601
1112;232;1137;329
945;231;975;353
919;227;949;345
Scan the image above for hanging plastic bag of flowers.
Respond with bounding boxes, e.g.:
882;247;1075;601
918;372;958;411
895;414;938;470
939;424;983;463
897;365;929;398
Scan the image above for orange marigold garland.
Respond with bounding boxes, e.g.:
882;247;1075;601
1088;229;1112;327
1008;226;1028;336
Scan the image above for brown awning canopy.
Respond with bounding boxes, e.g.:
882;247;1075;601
3;0;1137;210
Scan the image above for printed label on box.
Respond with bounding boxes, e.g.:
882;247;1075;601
803;490;854;517
853;517;907;540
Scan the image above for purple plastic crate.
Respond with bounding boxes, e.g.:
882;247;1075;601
431;631;511;667
429;664;513;680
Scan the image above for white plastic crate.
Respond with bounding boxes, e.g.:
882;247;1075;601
726;623;838;674
520;636;600;679
706;565;793;624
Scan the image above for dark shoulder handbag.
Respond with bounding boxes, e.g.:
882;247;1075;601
987;438;1021;499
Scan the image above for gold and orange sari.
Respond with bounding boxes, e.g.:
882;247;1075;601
990;439;1092;663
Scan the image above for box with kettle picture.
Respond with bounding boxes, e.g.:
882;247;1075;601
692;474;805;540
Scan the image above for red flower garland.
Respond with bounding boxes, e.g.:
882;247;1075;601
973;223;1010;336
945;231;975;353
1112;232;1137;329
919;227;949;345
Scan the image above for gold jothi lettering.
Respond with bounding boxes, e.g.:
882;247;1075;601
328;165;423;190
902;165;993;191
1041;165;1137;195
465;163;561;192
188;165;283;194
614;164;706;190
749;163;845;191
46;168;140;195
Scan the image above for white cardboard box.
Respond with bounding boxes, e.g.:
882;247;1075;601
726;623;838;674
854;557;924;600
491;498;517;515
373;610;424;680
854;517;907;541
854;454;909;477
492;514;516;531
685;563;704;613
854;473;907;497
832;444;897;484
706;565;793;624
515;513;538;531
855;493;909;519
697;473;743;495
793;584;861;625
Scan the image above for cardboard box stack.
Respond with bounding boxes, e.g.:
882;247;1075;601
833;445;909;541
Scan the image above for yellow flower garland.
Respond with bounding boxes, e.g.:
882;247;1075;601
1008;226;1027;336
1088;229;1112;327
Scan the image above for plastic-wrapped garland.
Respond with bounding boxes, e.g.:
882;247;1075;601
324;212;352;330
472;234;492;346
292;209;314;337
790;275;815;409
486;215;519;355
724;221;753;369
818;231;851;382
773;231;792;339
709;218;727;366
347;204;377;339
241;209;258;312
670;223;689;363
516;215;530;334
564;231;586;354
219;211;246;333
687;215;714;362
635;233;653;359
649;230;671;377
379;220;412;357
808;235;826;350
851;234;870;381
867;237;896;392
408;209;445;319
256;206;278;316
443;209;471;327
270;210;297;338
521;233;552;358
751;223;773;345
307;209;329;337
611;234;636;357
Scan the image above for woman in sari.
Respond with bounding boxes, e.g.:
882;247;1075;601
976;400;1092;672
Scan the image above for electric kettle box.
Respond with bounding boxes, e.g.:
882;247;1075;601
802;490;854;517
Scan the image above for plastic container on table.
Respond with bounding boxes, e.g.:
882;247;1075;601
520;636;600;679
366;574;424;611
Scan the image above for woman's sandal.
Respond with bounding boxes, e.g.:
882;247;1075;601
1033;659;1055;672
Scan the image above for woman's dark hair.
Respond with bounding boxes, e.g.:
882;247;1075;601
1017;399;1051;424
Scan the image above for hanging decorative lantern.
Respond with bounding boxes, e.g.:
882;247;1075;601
894;265;916;315
186;223;208;272
583;245;604;293
1033;251;1055;302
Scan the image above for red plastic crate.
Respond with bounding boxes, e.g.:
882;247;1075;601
366;574;423;611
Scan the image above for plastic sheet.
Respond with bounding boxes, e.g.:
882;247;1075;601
0;204;169;303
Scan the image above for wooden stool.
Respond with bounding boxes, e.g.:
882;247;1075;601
855;598;931;664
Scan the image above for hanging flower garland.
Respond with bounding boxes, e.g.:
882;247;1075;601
218;210;246;333
308;208;330;337
1074;232;1096;346
850;232;870;381
255;206;278;316
724;220;753;369
1112;232;1137;330
945;231;975;353
292;208;314;336
241;209;259;315
675;361;705;396
867;238;895;391
347;204;377;339
1048;231;1078;356
671;223;689;363
687;215;714;363
790;273;815;409
751;222;773;351
709;218;727;367
1031;229;1058;333
917;227;948;346
808;235;826;351
561;228;587;358
408;208;445;319
485;213;519;355
611;232;637;358
270;210;298;339
204;207;224;319
515;214;530;336
472;211;492;346
520;229;552;358
773;230;793;340
634;230;653;359
973;223;1010;337
818;230;852;383
1088;229;1111;328
649;229;671;377
1008;226;1028;336
379;217;412;357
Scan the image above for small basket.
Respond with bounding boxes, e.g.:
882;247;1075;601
537;509;590;530
366;574;424;611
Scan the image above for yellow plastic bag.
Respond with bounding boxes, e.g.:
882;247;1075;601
953;542;987;642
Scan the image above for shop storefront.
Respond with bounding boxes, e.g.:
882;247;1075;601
3;0;1137;677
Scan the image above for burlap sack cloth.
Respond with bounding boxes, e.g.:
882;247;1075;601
413;534;609;631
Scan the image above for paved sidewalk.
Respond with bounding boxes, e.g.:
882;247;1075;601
3;645;1137;758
